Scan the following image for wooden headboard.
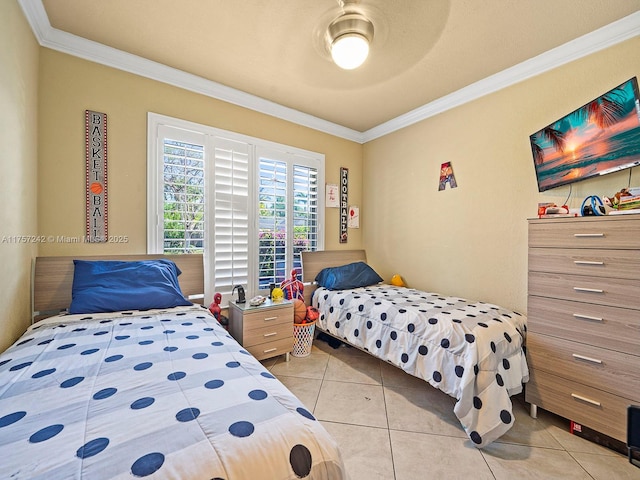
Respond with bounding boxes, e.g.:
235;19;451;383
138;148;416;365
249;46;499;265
32;254;204;321
300;250;366;304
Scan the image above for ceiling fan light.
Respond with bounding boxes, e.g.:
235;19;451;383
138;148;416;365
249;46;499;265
327;13;374;70
331;33;370;70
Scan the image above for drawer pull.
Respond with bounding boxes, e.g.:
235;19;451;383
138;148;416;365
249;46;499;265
571;393;601;407
573;260;604;266
264;316;278;321
573;233;605;238
263;332;277;338
263;347;277;354
573;313;603;322
573;287;604;293
572;353;603;364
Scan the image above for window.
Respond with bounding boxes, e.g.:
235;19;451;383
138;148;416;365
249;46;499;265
148;113;324;305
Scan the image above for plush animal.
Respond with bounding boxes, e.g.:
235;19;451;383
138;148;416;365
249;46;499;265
280;269;304;301
271;287;284;302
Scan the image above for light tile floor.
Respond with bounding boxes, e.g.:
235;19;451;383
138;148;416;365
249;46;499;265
261;339;640;480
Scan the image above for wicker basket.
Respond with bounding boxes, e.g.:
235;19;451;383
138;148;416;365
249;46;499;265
291;321;316;357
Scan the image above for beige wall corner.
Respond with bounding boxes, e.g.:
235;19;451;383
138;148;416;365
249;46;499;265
0;1;40;351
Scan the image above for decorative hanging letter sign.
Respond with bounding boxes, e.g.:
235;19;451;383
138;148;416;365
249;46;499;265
85;110;108;242
339;167;349;243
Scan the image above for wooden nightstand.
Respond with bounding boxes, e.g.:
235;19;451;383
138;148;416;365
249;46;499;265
228;299;294;361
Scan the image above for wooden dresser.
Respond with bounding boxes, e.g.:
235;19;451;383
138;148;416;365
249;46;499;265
228;299;294;361
526;215;640;442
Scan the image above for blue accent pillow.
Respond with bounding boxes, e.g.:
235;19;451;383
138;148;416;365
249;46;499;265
315;261;383;290
69;259;192;314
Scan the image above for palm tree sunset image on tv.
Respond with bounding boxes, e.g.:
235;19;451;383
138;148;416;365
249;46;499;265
530;77;640;192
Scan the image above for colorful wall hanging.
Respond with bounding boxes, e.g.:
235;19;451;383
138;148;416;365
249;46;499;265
339;167;348;243
85;110;108;242
438;161;458;190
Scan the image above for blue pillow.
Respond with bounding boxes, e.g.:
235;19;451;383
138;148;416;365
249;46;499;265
315;261;383;290
69;259;192;314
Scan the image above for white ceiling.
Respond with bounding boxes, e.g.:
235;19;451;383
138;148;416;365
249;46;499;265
20;0;640;142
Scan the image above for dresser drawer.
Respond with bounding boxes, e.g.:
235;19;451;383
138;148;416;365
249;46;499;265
525;369;629;442
242;322;293;348
246;337;294;361
241;306;293;330
529;217;640;249
528;271;640;310
527;296;640;356
526;333;640;401
528;248;640;280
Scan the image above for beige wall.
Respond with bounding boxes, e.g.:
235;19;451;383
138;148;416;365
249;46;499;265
37;49;363;255
363;37;640;313
0;1;38;351
0;1;40;352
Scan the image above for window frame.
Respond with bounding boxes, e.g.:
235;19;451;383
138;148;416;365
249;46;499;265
147;112;325;305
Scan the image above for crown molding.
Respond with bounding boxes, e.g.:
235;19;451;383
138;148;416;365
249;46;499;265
19;1;639;144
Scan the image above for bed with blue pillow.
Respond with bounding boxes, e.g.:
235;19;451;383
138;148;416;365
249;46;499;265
0;254;345;479
302;250;529;448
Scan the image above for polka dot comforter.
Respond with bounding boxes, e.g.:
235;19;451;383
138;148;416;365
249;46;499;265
0;306;345;479
313;285;529;448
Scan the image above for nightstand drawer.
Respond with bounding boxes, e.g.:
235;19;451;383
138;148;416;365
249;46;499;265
529;218;640;249
528;271;640;310
242;307;293;330
242;323;294;348
528;248;640;280
246;337;294;361
527;296;640;356
526;333;640;400
525;369;629;442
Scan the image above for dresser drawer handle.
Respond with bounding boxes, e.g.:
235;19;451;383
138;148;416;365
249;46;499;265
573;287;604;293
572;353;603;364
264;316;278;321
263;347;277;354
571;393;601;407
573;233;605;238
573;313;603;322
263;332;277;338
573;260;604;265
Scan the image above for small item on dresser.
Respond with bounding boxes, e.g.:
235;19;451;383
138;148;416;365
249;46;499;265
249;295;266;306
232;285;245;303
271;287;284;302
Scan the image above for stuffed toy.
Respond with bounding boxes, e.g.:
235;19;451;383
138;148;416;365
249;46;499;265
271;287;284;302
280;269;304;301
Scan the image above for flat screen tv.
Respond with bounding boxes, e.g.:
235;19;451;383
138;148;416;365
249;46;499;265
530;77;640;192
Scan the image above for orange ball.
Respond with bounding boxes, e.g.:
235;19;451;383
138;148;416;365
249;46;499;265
293;299;306;324
90;182;103;195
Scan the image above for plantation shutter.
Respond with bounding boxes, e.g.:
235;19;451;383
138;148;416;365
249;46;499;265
292;161;319;270
257;151;320;290
153;125;206;255
258;155;288;289
211;136;250;303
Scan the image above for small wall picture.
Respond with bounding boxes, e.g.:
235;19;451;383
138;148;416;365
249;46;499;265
438;161;457;190
348;206;359;228
326;184;339;208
